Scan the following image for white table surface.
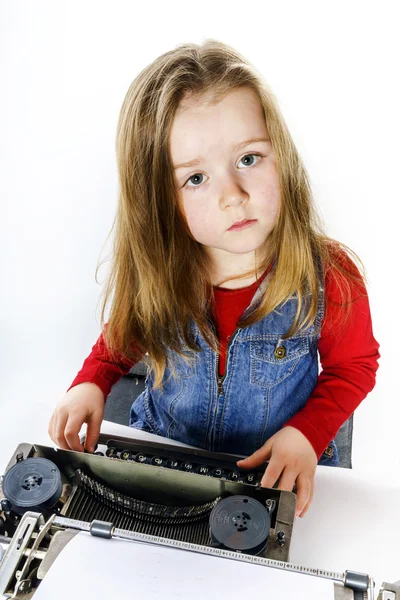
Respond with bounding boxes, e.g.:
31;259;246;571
96;421;400;591
1;419;399;594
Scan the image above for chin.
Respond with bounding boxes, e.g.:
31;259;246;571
224;244;264;255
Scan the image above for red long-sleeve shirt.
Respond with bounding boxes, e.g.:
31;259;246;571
67;257;380;458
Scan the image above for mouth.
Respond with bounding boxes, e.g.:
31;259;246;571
227;219;257;232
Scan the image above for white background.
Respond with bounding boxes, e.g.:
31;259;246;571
1;0;399;477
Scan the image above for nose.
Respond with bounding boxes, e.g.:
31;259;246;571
220;177;247;208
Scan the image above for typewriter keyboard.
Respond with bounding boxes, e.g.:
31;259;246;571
94;445;264;486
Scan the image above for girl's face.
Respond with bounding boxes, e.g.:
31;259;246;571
169;87;280;275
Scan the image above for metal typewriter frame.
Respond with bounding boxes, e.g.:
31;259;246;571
0;440;398;599
1;439;297;559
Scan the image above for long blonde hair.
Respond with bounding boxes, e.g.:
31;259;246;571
96;39;366;390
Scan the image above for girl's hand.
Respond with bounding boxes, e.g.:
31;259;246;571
48;382;105;453
236;426;318;518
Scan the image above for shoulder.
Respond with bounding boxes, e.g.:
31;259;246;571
319;243;369;332
322;242;367;303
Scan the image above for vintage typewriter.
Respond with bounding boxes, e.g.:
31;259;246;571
0;430;398;599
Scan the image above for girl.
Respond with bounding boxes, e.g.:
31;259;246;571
48;39;380;518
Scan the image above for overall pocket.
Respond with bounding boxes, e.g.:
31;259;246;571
250;336;310;388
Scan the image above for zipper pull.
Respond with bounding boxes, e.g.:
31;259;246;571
217;376;223;395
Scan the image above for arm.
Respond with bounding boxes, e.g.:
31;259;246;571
66;324;144;400
237;252;380;517
283;255;380;459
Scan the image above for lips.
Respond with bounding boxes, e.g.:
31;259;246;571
228;219;256;231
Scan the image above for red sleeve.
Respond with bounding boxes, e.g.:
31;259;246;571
283;255;380;459
66;325;143;400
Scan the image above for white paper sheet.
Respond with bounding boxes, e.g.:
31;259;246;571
98;420;247;457
35;531;335;599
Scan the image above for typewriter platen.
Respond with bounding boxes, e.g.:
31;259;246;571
0;433;395;599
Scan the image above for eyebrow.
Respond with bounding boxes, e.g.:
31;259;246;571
173;137;270;170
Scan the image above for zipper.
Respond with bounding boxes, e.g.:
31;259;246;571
214;354;226;398
208;263;276;449
216;353;223;395
210;324;240;450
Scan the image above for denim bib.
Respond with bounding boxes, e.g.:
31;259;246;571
129;263;339;467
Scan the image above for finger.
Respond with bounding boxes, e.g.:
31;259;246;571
48;412;59;445
64;414;85;452
260;457;285;489
53;411;71;450
295;472;311;517
85;410;103;452
276;468;298;493
298;480;314;518
237;440;272;469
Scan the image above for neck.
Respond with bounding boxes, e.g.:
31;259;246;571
209;248;272;290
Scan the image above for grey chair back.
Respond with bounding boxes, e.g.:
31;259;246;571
333;414;354;468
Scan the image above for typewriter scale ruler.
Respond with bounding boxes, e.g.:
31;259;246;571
54;515;345;584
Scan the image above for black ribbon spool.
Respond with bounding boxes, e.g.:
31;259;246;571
209;495;270;555
2;457;62;515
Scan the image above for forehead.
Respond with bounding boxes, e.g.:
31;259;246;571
169;87;268;164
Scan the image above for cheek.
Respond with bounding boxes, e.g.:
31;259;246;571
253;162;281;217
182;198;216;239
257;183;280;221
268;189;280;219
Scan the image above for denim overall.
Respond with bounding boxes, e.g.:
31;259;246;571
129;262;339;467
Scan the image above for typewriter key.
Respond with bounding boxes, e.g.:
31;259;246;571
182;461;194;471
211;468;225;478
166;458;180;469
209;495;270;555
196;465;209;475
105;447;117;458
120;450;133;461
151;456;165;466
134;454;149;463
2;458;62;516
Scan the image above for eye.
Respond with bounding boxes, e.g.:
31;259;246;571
183;153;263;191
237;153;263;169
184;172;206;190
